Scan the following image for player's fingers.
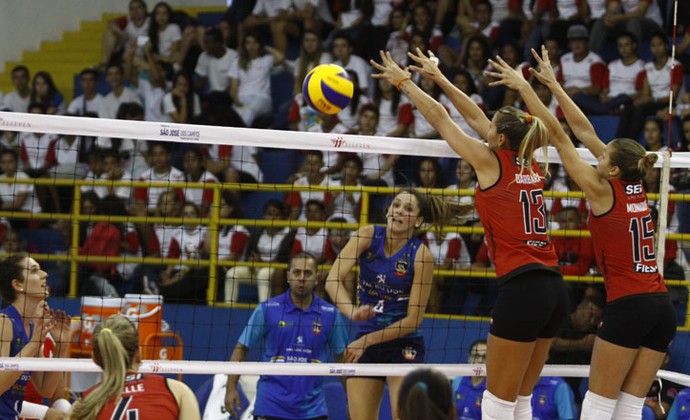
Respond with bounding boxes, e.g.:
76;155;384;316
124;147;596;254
531;48;544;65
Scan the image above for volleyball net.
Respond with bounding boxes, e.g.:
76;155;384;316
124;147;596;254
1;111;690;391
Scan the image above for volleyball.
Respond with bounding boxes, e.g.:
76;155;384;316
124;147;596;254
302;64;354;115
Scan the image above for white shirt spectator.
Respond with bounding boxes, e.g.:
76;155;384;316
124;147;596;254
94;169;133;203
293;52;332;80
195;47;237;92
154;225;180;258
18;132;57;169
99;87;141;120
358;152;395;186
183;170;218;209
614;0;663;26
135;166;185;209
488;0;510;21
333;54;371;92
3;91;30;113
138;79;170;122
256;227;290;261
293;226;327;262
67;93;104;116
560;51;606;89
607;58;645;97
162;91;201;121
228;55;275;101
645;57;683;101
252;0;289;18
377;97;412;136
0;171;41;213
157;23;182;57
442;93;483;139
53;136;81;165
329;178;361;222
217;225;250;260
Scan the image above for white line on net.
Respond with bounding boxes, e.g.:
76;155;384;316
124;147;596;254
1;358;689;387
1;111;689;167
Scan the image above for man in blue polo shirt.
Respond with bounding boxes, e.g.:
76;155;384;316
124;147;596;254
225;252;348;420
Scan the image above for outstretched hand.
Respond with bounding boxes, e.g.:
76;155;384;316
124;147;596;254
407;48;443;80
370;51;411;87
529;45;558;86
485;55;529;91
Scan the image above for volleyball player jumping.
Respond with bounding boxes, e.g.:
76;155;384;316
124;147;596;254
487;45;676;419
371;49;568;419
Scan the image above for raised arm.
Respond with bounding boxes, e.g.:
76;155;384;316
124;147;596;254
370;50;496;177
408;48;491;139
529;46;606;158
487;50;611;208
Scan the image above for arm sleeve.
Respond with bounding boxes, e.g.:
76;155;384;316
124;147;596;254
238;304;266;348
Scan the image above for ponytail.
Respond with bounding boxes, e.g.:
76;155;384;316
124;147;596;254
68;315;139;420
398;368;454;420
495;107;550;178
610;138;656;181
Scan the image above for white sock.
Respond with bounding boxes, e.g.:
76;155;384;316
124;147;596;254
482;390;516;420
612;391;646;419
581;390;617;420
514;394;532;420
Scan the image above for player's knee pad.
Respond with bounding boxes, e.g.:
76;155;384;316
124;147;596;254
514;394;532;420
612;391;646;420
482;390;516;420
580;390;617;420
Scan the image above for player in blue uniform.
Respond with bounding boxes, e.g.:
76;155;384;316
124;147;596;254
453;340;488;420
0;253;69;418
225;252;348;420
326;188;449;420
531;377;577;420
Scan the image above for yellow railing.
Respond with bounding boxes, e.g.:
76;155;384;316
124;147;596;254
0;178;688;327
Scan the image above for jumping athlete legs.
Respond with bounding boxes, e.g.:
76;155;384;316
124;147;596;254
515;337;554;419
346;377;385;420
485;333;536;401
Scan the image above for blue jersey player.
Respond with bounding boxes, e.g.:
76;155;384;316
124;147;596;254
326;188;449;420
224;252;348;419
0;254;69;418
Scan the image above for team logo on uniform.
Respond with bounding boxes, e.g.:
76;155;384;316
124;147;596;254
377;274;386;284
402;346;417;361
312;318;322;335
395;254;410;276
539;394;547;406
297;335;304;344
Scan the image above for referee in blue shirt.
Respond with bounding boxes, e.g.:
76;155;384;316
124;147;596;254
224;252;349;420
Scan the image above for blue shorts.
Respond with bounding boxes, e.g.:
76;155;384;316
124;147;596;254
349;335;426;381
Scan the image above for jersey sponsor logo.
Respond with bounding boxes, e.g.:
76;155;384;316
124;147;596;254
626;201;649;213
633;263;659;273
625;184;643;195
525;240;549;247
402;346;417;361
395;254;410;276
512;155;531;167
377;274;386;284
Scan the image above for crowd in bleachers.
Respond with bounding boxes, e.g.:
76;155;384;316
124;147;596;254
0;0;689;315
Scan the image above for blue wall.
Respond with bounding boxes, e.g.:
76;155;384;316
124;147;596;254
50;298;690;392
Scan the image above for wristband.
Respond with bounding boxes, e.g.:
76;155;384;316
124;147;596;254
396;77;411;91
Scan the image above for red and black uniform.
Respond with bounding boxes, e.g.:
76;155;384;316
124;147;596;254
85;373;179;420
474;150;567;342
589;179;675;351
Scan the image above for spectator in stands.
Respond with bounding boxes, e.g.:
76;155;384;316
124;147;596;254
182;148;217;217
228;32;285;128
206;190;250;301
332;33;371;95
19;103;59;213
3;65;31;113
455;0;501;48
678;25;690;74
424;225;470;314
589;0;664;56
0;230;26;255
446;159;478;226
29;72;65;115
385;6;411;66
285;150;333;220
202;143;264;187
373;76;412;138
160;202;208;304
68;69;103;116
550;172;589;217
0;148;42;223
682;116;690;152
354;105;398;188
92;149;133;204
328;154;363;222
643;118;668;151
194;27;237;95
552;206;596;277
415;157;447;189
549;294;606;400
666;386;690;419
290;200;329;297
453;339;488;420
293;29;332;95
163;71;201;123
51;131;89;212
559;25;607;112
530;376;578;420
403;3;443;55
78;194;128;297
455;35;490;94
440;70;484;139
617;32;684;141
100;0;150;68
239;0;290;56
532;79;562;118
147;2;182;66
578;31;645;115
398;367;456;420
483;41;529;109
132;141;184;214
98;63;142;120
108;102;150;180
645;353;681;419
124;41;172;122
225;199;296;303
224;252;348;419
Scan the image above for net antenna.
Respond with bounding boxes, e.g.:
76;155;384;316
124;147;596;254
657;0;681;274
